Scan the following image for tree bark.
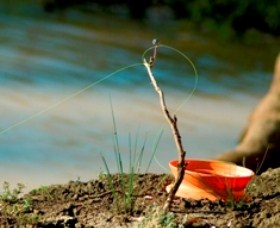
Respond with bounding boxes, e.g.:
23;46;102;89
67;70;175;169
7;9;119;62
215;53;280;173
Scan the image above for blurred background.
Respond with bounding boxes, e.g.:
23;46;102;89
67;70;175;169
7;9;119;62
0;0;279;191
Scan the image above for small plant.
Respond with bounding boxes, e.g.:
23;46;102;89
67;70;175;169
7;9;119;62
17;212;40;226
30;185;53;201
135;206;178;228
22;198;33;212
100;99;163;213
1;195;40;226
0;181;41;225
0;182;25;203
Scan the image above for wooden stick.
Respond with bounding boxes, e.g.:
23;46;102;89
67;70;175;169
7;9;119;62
143;51;186;211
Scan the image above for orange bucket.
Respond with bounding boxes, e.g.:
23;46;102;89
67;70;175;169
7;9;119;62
167;159;255;201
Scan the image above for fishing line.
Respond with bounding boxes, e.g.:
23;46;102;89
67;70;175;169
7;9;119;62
1;43;198;173
142;44;199;114
0;63;142;135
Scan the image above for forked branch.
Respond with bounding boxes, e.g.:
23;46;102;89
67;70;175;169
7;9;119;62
143;39;187;211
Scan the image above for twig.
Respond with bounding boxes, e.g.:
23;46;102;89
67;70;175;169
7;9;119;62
143;39;187;212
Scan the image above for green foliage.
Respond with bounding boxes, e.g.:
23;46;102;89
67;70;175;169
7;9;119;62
135;206;178;228
100;100;163;213
16;213;40;226
176;0;280;36
30;185;53;201
44;0;280;36
100;129;144;212
0;182;40;225
0;182;25;203
159;211;177;228
22;198;33;212
3;202;40;226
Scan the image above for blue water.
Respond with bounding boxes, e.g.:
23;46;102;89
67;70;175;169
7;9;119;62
0;3;274;191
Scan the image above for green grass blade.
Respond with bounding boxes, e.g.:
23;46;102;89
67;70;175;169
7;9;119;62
110;97;124;174
128;133;133;174
136;134;147;173
100;153;120;211
145;128;164;173
100;154;111;176
132;127;141;168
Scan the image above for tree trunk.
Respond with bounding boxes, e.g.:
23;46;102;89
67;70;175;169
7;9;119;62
215;53;280;173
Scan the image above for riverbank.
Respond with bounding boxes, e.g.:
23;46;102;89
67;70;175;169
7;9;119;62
0;167;279;227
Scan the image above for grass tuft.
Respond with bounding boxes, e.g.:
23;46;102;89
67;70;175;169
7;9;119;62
100;99;162;213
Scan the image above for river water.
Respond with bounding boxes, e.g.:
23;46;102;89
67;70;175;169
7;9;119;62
0;2;277;191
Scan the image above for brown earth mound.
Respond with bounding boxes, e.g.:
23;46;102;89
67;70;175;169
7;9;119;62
0;168;279;227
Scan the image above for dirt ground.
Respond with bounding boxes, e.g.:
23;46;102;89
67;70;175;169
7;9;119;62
0;167;279;228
